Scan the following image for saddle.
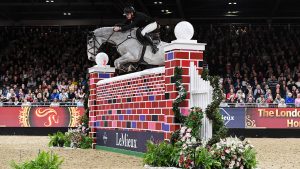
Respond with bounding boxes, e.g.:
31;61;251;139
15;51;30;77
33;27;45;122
136;26;161;46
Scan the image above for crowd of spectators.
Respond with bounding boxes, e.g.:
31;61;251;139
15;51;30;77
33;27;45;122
1;24;300;107
0;26;93;106
198;25;300;107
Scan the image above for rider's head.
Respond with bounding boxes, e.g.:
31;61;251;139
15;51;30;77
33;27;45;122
123;6;135;19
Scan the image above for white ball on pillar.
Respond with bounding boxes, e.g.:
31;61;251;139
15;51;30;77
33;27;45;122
174;21;194;40
95;52;109;67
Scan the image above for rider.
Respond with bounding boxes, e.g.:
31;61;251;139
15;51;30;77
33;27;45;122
113;6;159;54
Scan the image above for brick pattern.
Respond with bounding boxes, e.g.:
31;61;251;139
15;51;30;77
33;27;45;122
95;73;166;132
163;49;204;138
89;72;114;148
89;49;204;143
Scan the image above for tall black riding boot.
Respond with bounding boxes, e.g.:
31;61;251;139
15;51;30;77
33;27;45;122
144;34;159;54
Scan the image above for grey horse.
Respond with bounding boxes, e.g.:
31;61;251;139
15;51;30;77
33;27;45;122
87;27;167;69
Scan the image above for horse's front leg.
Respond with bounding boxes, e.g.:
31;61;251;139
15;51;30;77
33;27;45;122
114;52;136;69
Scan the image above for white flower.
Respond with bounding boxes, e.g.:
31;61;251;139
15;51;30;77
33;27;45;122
236;162;240;167
237;157;241;162
225;149;230;154
180;127;187;134
185;132;191;138
186;139;191;145
229;164;234;169
191;137;197;144
221;156;225;160
240;165;244;169
230;160;235;166
187;128;192;133
181;136;186;142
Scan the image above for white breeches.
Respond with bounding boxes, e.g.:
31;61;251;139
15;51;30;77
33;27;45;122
141;22;158;36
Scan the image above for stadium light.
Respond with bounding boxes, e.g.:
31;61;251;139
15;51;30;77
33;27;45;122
63;12;67;15
68;13;71;15
46;0;49;2
154;1;162;5
228;2;232;5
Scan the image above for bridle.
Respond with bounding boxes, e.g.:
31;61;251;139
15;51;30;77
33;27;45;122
87;28;136;58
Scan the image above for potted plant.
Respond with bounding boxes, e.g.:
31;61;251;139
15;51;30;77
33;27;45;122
56;131;65;147
48;133;59;147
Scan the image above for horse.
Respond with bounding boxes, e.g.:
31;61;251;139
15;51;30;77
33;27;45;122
87;27;168;72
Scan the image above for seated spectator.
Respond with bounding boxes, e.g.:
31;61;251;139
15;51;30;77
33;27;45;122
21;99;31;107
13;98;20;106
50;98;60;107
226;88;236;101
266;95;273;104
50;89;60;101
278;99;287;108
236;89;245;102
59;88;68;101
256;94;265;103
285;92;295;107
273;94;282;104
76;98;85;107
295;94;300;107
60;97;70;106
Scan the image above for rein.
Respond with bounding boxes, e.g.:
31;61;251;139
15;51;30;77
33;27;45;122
87;28;137;57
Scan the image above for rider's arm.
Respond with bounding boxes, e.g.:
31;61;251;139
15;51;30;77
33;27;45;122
120;19;138;32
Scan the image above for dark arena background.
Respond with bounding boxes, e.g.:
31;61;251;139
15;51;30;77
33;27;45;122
1;0;300;169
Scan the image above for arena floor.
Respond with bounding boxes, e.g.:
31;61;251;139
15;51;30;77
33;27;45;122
0;136;299;169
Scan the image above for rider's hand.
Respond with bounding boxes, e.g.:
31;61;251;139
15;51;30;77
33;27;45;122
113;26;121;32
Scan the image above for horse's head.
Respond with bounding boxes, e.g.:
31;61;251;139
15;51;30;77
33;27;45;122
87;31;103;61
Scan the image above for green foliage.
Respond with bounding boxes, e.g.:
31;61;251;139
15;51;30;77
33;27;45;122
170;129;180;145
56;131;65;147
48;131;65;147
80;136;93;149
11;151;63;169
195;147;221;169
244;148;258;169
184;107;203;138
172;67;187;123
79;114;89;128
205;74;228;146
143;141;177;167
48;134;59;147
83;74;90;128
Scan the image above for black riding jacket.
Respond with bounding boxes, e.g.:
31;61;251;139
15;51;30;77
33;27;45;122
121;12;155;32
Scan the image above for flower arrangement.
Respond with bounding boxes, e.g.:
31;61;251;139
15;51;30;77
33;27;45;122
143;67;257;169
211;137;257;169
48;122;92;149
177;126;198;169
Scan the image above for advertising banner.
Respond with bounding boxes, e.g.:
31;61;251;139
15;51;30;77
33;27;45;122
0;107;84;127
220;108;245;128
246;108;300;129
96;129;164;152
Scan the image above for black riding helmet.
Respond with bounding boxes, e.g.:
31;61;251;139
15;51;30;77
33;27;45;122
123;6;135;16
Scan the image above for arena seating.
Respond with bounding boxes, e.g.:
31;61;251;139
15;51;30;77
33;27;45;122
1;24;300;107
